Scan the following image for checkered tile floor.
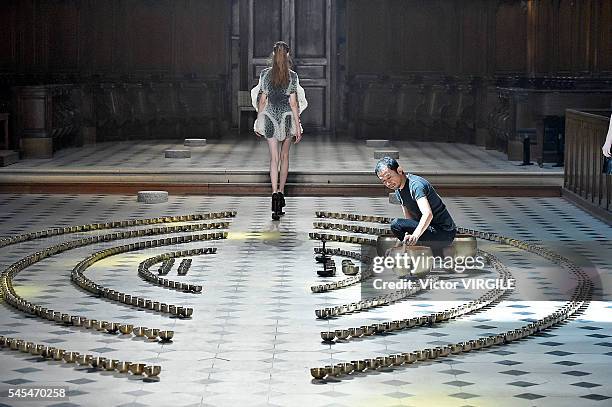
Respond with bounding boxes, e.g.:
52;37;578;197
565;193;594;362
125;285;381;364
1;139;562;173
0;194;610;407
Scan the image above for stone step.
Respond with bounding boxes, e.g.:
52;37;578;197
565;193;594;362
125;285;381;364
165;149;191;159
184;139;206;147
366;139;390;148
137;191;169;203
374;150;399;159
0;150;18;167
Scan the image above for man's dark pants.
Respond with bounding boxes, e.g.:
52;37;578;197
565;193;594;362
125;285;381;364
390;218;456;256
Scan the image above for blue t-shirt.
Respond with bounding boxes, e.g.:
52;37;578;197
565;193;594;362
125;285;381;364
395;174;456;232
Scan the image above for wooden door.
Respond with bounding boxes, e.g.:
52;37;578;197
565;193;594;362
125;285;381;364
247;0;333;134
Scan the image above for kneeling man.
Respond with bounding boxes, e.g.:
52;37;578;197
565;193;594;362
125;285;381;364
375;157;456;256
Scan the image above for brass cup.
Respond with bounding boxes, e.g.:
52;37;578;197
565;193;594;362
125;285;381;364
461;342;472;352
41;346;56;359
415;350;427;361
119;324;134;335
330;365;343;376
95;321;107;331
62;314;72;324
321;331;336;342
334;329;350;340
77;354;93;366
19;341;32;353
10;339;21;350
106;322;119;334
340;362;354;375
160;304;169;313
31;344;45;356
169;305;177;314
158;330;174;342
134;327;147;337
63;352;80;363
180;308;193;318
405;352;418;364
52;349;65;361
117;361;132;373
362;325;375;336
103;359;119;371
144;329;159;340
364;358;378;370
352;360;366;372
130;363;146;375
391;354;404;366
91;357;106;369
323;365;338;377
310;367;327;379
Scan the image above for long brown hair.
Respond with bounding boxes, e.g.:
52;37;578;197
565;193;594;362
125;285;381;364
270;41;292;88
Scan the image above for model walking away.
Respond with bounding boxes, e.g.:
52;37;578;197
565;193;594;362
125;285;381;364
253;41;305;220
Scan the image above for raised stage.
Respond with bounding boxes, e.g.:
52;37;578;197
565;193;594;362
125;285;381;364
0;138;563;196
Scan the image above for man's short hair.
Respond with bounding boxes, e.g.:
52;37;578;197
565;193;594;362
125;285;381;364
375;157;400;175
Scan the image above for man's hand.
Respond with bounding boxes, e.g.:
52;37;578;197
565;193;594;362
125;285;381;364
403;233;419;246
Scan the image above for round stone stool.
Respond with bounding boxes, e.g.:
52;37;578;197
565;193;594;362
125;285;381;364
374;150;399;159
184;139;206;147
137;191;168;204
165;149;191;158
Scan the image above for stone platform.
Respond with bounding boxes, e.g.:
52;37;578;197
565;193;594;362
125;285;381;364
0;138;564;196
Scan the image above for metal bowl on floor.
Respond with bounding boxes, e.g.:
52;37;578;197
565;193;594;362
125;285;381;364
117;361;132;373
310;367;327;379
376;234;398;257
452;234;478;261
133;327;147;337
77;354;93;366
130;363;146;375
119;324;134;335
158;330;174;342
63;352;80;363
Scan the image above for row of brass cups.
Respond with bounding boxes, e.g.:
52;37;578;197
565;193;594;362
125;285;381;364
311;276;360;293
314;212;390;224
309;232;375;245
314;293;404;319
0;211;236;248
313;247;372;263
138;262;204;293
24;307;175;340
0;337;161;376
79;283;194;317
314;278;431;319
324;288;507;340
313;222;389;236
310;311;585;380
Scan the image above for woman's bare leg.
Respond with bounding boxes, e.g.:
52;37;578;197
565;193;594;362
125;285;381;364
278;137;292;193
266;137;280;193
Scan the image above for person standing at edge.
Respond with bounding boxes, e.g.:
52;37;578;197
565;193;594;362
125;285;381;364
375;157;457;256
254;41;303;220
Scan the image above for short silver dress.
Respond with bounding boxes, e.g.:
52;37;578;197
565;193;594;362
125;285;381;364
256;68;299;141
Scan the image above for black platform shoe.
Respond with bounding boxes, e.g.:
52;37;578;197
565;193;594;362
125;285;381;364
271;192;280;220
277;192;286;216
